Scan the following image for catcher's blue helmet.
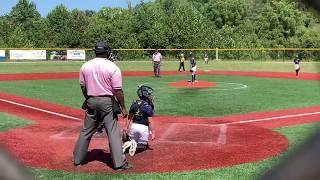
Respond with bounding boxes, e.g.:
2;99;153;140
137;85;154;102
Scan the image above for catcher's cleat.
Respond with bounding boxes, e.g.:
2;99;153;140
122;140;132;153
129;140;137;156
122;139;138;156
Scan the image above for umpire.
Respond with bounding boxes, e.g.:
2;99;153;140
73;41;131;170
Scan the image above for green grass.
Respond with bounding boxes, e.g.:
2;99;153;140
0;61;320;73
0;112;33;131
0;75;319;117
1;61;320;179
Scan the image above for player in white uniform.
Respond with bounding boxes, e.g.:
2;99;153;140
204;53;208;64
188;52;197;82
122;85;155;156
293;55;301;76
152;49;162;77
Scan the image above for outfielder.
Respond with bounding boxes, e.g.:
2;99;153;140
293;55;301;76
122;85;155;156
204;53;208;64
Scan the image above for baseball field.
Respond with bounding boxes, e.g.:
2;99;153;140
1;60;320;179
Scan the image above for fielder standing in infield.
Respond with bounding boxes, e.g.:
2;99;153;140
178;52;186;72
152;49;162;77
188;51;197;82
73;41;131;170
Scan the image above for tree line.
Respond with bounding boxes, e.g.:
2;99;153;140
0;0;319;60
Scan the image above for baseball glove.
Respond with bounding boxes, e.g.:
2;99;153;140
189;69;193;72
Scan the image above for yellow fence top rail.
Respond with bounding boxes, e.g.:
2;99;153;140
1;48;320;51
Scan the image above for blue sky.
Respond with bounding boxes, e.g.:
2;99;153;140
0;0;149;16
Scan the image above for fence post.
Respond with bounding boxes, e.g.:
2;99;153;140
216;48;219;61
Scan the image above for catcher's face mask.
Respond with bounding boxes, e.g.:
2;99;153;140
137;85;154;103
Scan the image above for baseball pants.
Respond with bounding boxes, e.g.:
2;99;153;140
73;96;126;168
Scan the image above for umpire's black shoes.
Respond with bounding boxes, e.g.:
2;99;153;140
115;162;133;171
73;162;82;167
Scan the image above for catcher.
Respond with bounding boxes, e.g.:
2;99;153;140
122;85;155;156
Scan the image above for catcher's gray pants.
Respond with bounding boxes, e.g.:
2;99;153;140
73;96;126;168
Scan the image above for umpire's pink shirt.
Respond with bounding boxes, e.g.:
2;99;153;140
80;58;122;96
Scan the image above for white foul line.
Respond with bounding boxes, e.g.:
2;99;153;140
221;111;320;126
1;97;320;126
217;124;227;144
0;98;82;121
167;111;320;128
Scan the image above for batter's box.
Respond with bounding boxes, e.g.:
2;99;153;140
159;123;227;144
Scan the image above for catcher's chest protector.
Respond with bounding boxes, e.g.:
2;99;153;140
132;100;150;126
133;100;143;119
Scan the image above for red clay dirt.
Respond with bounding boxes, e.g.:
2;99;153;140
169;80;217;88
1;70;320;81
1;71;320;173
0;92;288;173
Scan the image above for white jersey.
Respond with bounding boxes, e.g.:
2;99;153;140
152;52;162;62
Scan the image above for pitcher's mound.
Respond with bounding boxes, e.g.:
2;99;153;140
169;80;217;89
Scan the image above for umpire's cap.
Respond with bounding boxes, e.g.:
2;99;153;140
95;41;112;56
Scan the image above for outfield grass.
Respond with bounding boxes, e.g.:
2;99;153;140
0;61;320;73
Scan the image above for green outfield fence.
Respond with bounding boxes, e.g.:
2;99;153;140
1;48;320;61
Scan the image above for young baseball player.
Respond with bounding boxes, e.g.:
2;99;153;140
152;49;162;77
204;53;208;64
293;55;301;76
188;52;197;82
178;52;185;72
122;85;155;156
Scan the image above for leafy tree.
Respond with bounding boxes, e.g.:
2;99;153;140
1;0;320;60
6;0;41;47
64;9;90;47
8;0;40;27
205;0;250;28
46;4;70;47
